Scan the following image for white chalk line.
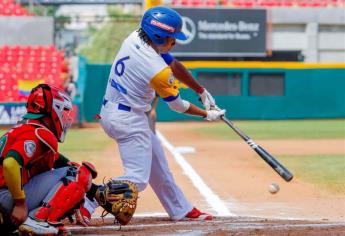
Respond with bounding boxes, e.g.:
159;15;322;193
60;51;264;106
70;219;345;232
156;130;234;217
69;220;218;233
92;212;168;218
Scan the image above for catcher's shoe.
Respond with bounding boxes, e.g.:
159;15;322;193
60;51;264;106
18;217;59;236
184;207;213;220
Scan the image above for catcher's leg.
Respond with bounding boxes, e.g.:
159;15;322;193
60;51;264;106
24;167;70;210
19;165;93;235
0;167;70;234
149;132;193;220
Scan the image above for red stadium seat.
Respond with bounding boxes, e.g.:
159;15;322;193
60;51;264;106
232;0;255;7
0;0;33;16
205;0;217;6
191;0;202;5
247;0;255;6
282;0;294;6
260;0;275;6
0;45;68;102
180;0;192;5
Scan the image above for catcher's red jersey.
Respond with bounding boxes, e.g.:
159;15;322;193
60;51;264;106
0;123;59;188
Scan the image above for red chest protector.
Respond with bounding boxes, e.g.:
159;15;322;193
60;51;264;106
0;123;59;187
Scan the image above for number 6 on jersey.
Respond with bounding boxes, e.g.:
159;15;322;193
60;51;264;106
115;56;130;77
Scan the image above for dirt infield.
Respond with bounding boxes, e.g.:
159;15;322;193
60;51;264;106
73;122;345;235
68;217;345;235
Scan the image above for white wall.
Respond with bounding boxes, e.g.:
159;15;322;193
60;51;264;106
270;8;345;62
0;17;54;46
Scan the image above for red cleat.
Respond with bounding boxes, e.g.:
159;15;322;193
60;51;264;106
184;207;213;220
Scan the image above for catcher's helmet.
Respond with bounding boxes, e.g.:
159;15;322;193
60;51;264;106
23;84;73;143
141;6;187;45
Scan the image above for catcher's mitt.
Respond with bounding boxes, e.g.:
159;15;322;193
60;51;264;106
95;179;138;225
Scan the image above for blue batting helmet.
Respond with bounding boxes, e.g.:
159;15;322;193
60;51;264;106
141;6;187;45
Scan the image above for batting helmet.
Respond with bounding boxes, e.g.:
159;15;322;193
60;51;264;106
23;84;73;143
141;6;187;45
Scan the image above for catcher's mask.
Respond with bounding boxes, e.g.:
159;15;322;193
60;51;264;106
23;84;73;143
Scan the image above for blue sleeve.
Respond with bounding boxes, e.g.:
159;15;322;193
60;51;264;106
160;53;175;65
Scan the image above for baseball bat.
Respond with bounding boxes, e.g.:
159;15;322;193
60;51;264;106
221;116;293;182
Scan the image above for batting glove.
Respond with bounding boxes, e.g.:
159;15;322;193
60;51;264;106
198;88;216;110
205;109;226;121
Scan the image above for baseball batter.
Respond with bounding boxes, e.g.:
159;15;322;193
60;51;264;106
99;6;225;220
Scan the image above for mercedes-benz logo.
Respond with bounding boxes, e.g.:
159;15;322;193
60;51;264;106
177;16;196;45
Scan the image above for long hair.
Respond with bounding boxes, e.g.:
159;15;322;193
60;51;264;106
137;28;151;45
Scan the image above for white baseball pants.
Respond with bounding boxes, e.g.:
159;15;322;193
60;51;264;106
100;101;193;220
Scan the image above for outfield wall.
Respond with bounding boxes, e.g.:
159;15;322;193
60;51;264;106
83;62;345;122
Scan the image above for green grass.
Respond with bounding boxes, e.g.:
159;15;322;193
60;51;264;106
280;155;345;194
59;128;113;163
1;122;344;194
194;119;345;194
0;128;112;163
194;119;345;140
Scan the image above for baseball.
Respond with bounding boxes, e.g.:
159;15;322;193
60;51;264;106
268;183;280;194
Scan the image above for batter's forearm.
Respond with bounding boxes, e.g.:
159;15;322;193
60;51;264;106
170;60;204;94
184;103;207;117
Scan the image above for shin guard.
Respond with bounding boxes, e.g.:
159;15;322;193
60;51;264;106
31;165;92;224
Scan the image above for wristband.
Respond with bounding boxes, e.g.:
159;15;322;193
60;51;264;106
196;87;204;94
160;53;174;65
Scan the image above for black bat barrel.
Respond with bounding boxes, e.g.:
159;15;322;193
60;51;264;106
255;146;293;182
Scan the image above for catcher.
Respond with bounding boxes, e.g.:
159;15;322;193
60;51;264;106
0;84;138;235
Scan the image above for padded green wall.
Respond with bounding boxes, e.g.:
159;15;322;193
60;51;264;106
83;64;111;122
83;65;345;121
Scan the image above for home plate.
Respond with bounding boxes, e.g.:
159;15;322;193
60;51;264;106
175;146;196;154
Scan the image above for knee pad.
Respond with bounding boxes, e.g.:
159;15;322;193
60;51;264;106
31;165;93;224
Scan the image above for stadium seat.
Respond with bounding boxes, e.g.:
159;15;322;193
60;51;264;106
0;45;67;102
281;0;294;6
180;0;193;5
0;0;33;16
191;0;203;5
220;0;229;5
205;0;217;6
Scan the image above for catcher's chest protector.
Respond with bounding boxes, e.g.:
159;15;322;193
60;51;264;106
0;124;58;188
30;165;92;224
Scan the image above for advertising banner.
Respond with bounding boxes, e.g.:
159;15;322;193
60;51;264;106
0;104;27;125
0;103;80;125
172;8;267;57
